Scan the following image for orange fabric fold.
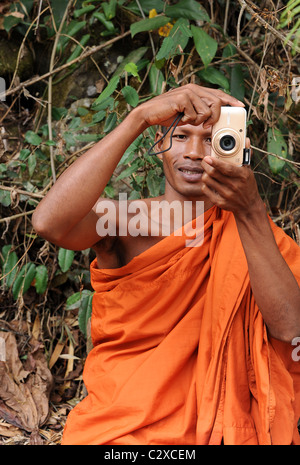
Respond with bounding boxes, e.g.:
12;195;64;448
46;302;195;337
62;206;300;445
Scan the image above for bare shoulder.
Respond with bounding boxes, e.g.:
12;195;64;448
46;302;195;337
91;196;165;268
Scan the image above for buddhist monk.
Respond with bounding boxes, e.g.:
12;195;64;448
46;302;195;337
32;84;300;445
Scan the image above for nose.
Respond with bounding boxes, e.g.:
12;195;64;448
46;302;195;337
183;137;205;160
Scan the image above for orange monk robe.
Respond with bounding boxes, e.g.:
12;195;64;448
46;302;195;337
62;206;300;445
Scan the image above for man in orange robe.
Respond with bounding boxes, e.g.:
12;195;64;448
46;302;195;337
32;85;300;445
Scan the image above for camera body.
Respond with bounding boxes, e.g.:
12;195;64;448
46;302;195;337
211;106;249;165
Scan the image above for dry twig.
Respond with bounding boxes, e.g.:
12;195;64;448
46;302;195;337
236;0;300;53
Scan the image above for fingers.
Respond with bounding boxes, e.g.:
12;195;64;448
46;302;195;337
202;155;246;179
201;101;221;128
201;156;250;211
142;83;245;129
206;87;245;108
171;84;244;128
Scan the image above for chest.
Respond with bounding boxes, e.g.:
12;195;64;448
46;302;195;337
93;234;165;269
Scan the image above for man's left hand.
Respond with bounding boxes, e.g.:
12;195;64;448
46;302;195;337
201;139;262;219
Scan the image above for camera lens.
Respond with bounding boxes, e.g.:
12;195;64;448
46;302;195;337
220;135;236;151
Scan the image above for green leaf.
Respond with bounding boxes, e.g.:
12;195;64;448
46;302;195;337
230;63;245;101
0;189;11;207
68;116;81;130
77;107;89;116
116;158;142;180
113;47;148;77
102;0;117;20
125;0;164;15
66;289;92;310
58;248;75;273
66;34;90;63
104;185;115;198
3;15;22;33
124;62;141;81
191;25;218;67
28;152;36;177
12;262;36;300
73;5;95;18
24;131;42;146
267;128;288;174
222;43;237;58
121;86;139;107
75;134;102;142
2;246;18;288
63;131;77;148
169;17;192;48
57;20;86;54
156;36;175;61
156;18;192;61
52;107;68;120
91;110;106;124
103;112;117;133
66;291;81;309
93;75;119;105
146;170;162;197
65;290;94;336
78;293;94;336
172;17;192;35
128;190;141;200
118;135;144;165
0;163;7;175
130;16;171;38
91;97;114;112
51;0;70;28
34;265;48;294
93;11;115;32
197;67;229;90
1;245;12;265
165;0;209;21
148;64;164;95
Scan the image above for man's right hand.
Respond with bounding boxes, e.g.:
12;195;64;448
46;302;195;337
132;84;245;131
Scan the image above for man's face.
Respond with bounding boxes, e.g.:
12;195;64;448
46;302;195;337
156;123;212;201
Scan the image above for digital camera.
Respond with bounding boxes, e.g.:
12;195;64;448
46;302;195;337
211;106;250;165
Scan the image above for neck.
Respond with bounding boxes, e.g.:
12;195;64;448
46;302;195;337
162;182;215;219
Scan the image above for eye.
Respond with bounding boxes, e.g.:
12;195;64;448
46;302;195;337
205;137;211;144
172;134;187;140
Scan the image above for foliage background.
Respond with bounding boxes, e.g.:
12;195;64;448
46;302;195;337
0;0;299;444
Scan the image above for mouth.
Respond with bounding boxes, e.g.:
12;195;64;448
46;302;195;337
177;165;203;182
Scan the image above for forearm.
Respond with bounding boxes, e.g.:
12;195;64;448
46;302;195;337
235;200;300;342
32;108;146;240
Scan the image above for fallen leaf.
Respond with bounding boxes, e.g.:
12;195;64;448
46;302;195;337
1;332;30;382
4;11;25;19
0;331;53;443
49;341;65;369
0;420;21;438
95;78;105;94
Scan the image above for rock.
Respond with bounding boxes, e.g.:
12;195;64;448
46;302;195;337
0;38;33;80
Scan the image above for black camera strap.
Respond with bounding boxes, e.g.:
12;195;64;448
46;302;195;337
147;112;184;156
243;148;251;165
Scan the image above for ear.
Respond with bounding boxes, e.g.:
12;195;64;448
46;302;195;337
154;130;164;160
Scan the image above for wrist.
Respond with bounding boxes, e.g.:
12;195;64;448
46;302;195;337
127;106;150;133
234;196;267;226
234;197;278;254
